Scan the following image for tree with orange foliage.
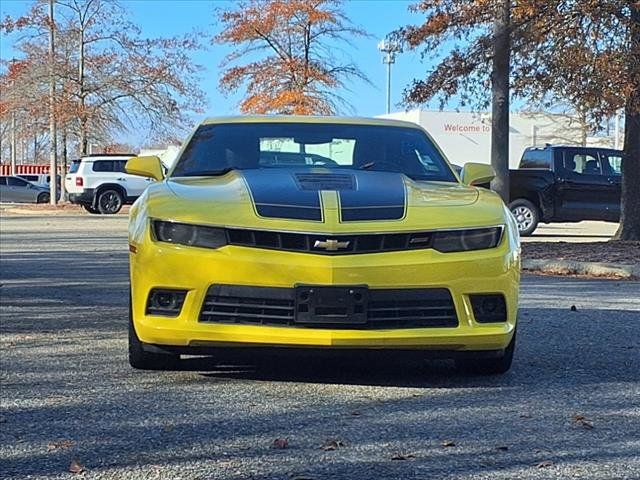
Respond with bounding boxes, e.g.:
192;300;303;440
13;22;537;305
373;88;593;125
214;0;369;115
398;0;640;240
2;0;205;158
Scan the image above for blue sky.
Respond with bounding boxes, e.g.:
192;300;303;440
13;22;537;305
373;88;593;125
1;0;445;119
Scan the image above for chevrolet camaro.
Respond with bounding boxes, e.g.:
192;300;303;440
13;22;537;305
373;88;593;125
125;116;520;374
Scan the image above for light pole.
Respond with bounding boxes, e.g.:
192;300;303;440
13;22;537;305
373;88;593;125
378;37;402;114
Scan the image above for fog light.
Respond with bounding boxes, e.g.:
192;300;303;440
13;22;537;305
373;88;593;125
146;289;187;317
470;294;507;323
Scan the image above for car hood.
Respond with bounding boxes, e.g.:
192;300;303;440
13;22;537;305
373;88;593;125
143;169;505;233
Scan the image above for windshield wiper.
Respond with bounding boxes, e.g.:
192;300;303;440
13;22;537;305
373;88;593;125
183;167;238;177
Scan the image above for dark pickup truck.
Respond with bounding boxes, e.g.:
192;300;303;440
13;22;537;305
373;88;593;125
509;145;622;235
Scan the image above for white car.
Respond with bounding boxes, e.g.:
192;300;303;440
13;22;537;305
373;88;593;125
65;154;154;214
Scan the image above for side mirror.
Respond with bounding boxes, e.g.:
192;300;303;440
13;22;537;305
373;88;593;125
125;156;164;181
461;162;495;186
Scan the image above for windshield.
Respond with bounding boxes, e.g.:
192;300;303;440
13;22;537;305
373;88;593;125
171;123;457;182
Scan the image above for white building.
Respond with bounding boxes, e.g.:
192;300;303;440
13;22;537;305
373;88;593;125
138;145;182;169
379;110;622;168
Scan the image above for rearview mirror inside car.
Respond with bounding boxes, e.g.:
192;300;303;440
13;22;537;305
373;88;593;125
461;163;495;186
125;156;164;181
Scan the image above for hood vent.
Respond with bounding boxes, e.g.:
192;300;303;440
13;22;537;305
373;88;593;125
295;173;355;191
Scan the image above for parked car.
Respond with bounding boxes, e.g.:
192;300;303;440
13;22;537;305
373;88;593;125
0;175;52;203
18;173;61;188
124;116;520;374
65;153;152;214
509;145;622;235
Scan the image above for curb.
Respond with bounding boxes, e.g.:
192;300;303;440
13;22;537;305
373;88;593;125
522;259;639;279
1;207;86;216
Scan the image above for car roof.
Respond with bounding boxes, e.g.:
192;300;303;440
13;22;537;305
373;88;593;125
201;115;423;130
79;154;136;161
525;145;622;153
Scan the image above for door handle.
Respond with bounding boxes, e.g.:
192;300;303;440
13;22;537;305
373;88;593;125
117;178;126;181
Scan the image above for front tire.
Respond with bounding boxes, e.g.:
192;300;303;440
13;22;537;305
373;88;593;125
37;192;50;204
97;189;123;214
455;330;516;375
509;199;539;236
129;296;180;370
82;204;100;214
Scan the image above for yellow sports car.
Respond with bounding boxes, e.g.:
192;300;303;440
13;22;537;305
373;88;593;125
125;116;520;373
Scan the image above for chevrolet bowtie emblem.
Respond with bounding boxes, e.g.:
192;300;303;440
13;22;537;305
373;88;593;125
314;239;350;251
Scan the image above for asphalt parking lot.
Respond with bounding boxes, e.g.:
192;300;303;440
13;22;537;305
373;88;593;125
1;214;639;480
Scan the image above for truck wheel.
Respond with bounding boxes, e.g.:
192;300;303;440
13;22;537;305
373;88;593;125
82;204;100;214
455;330;516;375
37;193;50;204
129;294;180;370
97;189;123;214
509;199;539;236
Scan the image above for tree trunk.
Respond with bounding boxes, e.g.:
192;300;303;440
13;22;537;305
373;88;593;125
59;130;67;202
78;24;88;155
614;105;640;241
490;0;511;204
48;0;58;205
614;3;640;241
10;111;16;176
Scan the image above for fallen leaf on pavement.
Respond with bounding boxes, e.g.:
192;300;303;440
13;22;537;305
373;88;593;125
69;459;84;474
273;438;289;449
48;440;74;451
572;415;594;429
321;439;345;451
391;453;415;460
442;440;456;447
535;460;553;468
496;446;509;451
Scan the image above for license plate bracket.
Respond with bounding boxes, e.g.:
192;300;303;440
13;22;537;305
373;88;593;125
295;285;368;325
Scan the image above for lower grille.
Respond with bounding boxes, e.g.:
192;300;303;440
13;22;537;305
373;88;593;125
199;285;458;329
200;286;294;325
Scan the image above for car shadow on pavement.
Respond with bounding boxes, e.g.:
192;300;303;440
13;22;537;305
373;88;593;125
192;357;513;389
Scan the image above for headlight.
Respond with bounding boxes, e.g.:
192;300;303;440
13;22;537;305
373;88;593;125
432;226;503;252
152;220;227;249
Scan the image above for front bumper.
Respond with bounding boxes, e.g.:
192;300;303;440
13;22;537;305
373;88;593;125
130;231;520;352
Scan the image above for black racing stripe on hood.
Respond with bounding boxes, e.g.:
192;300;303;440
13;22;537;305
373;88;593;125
242;170;322;221
339;172;406;221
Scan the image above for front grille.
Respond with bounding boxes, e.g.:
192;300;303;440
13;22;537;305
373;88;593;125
199;285;458;329
226;229;433;254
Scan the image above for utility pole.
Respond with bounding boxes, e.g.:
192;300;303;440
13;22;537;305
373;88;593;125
48;0;58;205
378;38;402;114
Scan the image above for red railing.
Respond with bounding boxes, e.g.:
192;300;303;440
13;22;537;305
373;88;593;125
0;164;65;176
